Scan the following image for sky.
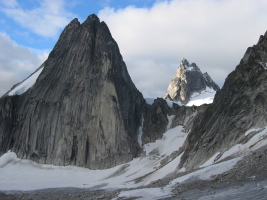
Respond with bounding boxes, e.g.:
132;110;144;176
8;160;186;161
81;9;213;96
0;0;267;98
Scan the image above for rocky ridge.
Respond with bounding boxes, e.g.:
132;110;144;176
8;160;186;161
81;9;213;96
163;59;220;104
178;31;267;170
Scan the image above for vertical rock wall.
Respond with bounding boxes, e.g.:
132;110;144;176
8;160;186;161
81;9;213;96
0;15;145;169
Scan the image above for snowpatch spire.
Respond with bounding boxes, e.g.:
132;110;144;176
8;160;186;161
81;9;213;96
163;59;220;105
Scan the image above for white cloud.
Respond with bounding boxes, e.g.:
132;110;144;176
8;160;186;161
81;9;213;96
0;32;47;96
1;0;267;98
0;0;18;8
1;0;75;38
99;0;267;97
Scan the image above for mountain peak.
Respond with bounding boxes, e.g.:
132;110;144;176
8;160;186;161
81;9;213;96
82;14;100;26
163;59;219;104
180;58;201;72
86;14;99;21
68;18;80;27
66;14;100;29
180;58;190;67
0;14;145;170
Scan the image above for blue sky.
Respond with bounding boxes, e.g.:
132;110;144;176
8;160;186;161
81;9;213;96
0;0;155;50
1;0;267;97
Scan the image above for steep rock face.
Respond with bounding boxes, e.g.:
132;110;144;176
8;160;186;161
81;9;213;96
179;31;267;170
163;59;220;104
141;98;208;144
0;15;145;169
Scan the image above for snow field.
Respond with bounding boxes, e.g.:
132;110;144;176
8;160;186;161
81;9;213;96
114;187;173;200
0;126;187;191
186;87;216;106
217;126;267;162
1;126;266;199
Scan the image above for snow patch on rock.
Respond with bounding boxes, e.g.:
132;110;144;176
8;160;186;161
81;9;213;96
8;66;44;96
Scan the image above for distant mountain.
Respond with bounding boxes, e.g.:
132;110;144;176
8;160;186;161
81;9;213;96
163;59;220;105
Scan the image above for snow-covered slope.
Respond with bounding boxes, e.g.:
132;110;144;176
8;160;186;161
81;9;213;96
8;66;44;96
0;126;187;191
1;124;266;199
186;87;216;106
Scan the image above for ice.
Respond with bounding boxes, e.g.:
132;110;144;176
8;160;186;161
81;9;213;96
8;66;44;96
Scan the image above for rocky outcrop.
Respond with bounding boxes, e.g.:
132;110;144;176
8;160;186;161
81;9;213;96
179;31;267;170
0;14;145;169
163;59;220;104
141;98;208;144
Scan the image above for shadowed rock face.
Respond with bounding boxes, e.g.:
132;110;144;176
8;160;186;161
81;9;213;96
179;31;267;170
163;59;220;104
0;14;145;169
141;98;208;145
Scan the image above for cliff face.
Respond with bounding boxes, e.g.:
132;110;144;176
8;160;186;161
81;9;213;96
179;31;267;170
0;15;145;169
141;98;208;145
163;59;219;104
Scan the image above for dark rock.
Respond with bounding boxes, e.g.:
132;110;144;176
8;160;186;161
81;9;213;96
142;98;170;144
0;14;145;169
179;31;267;170
141;98;208;144
163;59;220;104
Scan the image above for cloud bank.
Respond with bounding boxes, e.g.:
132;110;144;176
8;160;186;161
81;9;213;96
1;0;267;98
0;32;47;96
99;0;267;97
